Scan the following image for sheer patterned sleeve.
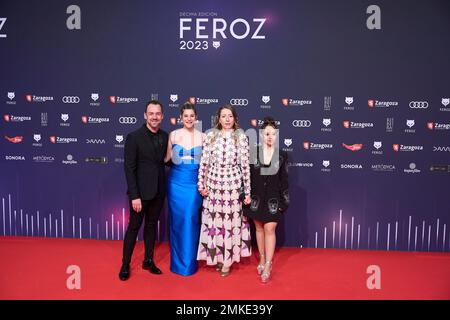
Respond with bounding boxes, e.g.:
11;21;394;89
198;132;212;190
239;132;251;196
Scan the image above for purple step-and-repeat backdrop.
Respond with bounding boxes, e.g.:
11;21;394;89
1;0;450;252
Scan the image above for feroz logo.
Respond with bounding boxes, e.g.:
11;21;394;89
442;98;450;107
322;160;330;168
345;97;353;105
406;119;415;128
179;17;266;51
284;139;292;147
179;17;266;39
61;114;69;122
321;118;332;132
170;94;178;103
91;93;99;101
0;18;6;38
262;96;270;104
373;141;382;150
7;92;14;100
33;134;41;143
115;135;124;143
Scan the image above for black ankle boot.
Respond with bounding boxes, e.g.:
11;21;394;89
142;259;162;275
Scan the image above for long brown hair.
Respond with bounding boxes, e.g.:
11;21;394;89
212;105;242;144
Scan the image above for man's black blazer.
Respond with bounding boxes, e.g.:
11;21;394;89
124;124;168;201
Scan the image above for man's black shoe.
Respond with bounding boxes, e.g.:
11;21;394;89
142;260;162;275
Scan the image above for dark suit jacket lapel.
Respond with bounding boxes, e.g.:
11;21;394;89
140;125;159;162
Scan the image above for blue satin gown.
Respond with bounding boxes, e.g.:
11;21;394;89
167;144;203;276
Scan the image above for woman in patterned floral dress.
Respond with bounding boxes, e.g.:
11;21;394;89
197;105;252;277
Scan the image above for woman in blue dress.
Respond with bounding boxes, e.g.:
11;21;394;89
165;102;203;276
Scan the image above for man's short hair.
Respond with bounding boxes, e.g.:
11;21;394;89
145;100;164;113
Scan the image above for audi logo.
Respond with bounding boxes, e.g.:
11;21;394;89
409;101;428;109
230;99;249;106
292;120;311;127
119;117;137;124
62;96;80;103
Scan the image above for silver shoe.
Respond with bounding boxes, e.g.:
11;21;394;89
260;261;272;283
257;253;265;275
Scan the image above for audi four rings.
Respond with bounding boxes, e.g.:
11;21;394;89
292;120;312;127
229;99;249;106
119;117;137;124
409;101;428;108
62;96;80;103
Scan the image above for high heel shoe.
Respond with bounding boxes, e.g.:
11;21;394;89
220;266;231;277
257;253;265;275
215;263;223;272
260;261;272;283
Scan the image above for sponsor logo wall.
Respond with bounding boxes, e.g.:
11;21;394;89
1;0;449;252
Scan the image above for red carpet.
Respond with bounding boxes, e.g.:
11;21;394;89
0;236;449;300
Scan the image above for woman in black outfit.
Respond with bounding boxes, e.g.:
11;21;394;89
244;117;289;283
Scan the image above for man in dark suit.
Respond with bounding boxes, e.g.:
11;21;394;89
119;100;168;281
